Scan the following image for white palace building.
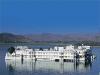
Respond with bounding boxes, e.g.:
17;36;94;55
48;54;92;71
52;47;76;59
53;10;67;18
5;45;94;62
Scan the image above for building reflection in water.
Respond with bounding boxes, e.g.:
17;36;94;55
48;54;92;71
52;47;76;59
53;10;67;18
5;60;92;73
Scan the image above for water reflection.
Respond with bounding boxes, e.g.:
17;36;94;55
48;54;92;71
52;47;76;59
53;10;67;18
5;60;92;74
7;64;15;71
76;60;92;73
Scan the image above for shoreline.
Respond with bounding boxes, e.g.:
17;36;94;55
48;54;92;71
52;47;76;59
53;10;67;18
0;43;100;47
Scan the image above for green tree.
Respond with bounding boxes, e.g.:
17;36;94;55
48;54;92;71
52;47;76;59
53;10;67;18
7;46;15;54
39;47;43;51
48;48;50;51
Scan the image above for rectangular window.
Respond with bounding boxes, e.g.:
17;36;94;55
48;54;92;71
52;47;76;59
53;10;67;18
16;54;20;57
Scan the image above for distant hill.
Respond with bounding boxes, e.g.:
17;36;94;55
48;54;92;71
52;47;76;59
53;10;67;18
0;33;33;43
0;32;100;46
23;33;100;46
23;33;100;42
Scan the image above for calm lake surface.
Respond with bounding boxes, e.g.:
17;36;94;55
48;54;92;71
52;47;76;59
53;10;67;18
0;44;100;75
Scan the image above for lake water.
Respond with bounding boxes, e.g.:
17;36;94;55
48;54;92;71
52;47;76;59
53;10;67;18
0;44;100;75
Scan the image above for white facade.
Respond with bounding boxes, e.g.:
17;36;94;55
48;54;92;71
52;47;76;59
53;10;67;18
5;45;92;61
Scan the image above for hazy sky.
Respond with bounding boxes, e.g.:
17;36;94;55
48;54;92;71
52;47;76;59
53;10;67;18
1;1;100;34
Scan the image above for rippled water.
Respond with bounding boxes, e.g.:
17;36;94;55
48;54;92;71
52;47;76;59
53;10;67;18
0;44;100;75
